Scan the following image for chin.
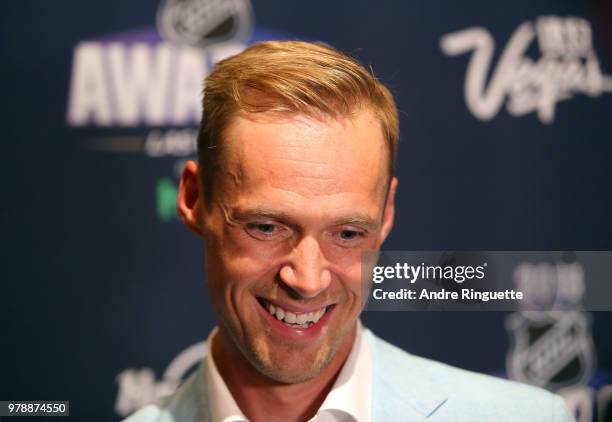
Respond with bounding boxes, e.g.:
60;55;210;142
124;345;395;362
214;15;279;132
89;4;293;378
254;351;335;384
246;338;337;384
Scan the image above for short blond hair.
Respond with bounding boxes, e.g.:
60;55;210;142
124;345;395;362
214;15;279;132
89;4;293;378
198;40;399;202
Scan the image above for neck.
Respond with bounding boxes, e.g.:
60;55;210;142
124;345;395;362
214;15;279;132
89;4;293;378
211;325;356;422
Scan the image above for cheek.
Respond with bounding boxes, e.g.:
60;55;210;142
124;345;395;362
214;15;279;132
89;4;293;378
223;222;291;261
208;221;277;267
325;234;380;273
205;249;270;331
205;234;286;300
326;249;376;302
342;263;366;302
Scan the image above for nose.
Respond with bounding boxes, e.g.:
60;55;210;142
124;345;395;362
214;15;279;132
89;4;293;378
279;236;332;299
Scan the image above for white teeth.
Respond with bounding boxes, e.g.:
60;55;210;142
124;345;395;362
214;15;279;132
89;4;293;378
276;308;285;320
315;308;325;322
284;312;297;324
264;301;328;327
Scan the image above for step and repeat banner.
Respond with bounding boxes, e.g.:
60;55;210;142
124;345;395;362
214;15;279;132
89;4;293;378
2;0;612;420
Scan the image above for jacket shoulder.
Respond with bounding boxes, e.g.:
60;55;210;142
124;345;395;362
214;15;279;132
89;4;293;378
122;362;209;422
367;330;574;421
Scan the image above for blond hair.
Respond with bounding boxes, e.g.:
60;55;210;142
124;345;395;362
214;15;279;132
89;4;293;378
198;40;399;202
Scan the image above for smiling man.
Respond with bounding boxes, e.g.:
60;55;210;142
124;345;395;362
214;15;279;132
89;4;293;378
126;41;573;422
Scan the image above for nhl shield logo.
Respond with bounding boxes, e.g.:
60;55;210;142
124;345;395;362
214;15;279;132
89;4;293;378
157;0;254;49
506;311;595;390
115;340;207;416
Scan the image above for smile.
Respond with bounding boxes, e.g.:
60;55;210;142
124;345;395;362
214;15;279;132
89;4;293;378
257;298;335;329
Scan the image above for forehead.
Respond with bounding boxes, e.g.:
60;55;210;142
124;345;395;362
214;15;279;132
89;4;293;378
217;108;388;213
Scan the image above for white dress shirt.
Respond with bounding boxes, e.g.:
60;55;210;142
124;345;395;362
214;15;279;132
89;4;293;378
205;321;372;422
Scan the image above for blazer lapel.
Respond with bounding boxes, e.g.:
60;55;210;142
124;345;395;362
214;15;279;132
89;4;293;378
367;330;449;420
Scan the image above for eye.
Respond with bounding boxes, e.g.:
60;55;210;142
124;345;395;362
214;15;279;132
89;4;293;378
340;230;360;240
245;222;287;240
334;228;366;247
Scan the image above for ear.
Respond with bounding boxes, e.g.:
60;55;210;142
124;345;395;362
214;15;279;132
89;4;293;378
177;160;205;237
379;177;398;246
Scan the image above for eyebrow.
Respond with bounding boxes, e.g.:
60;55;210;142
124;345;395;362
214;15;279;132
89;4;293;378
228;207;379;230
230;207;292;223
331;216;380;230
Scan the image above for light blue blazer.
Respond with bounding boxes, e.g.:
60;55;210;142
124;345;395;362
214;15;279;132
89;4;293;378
125;328;574;421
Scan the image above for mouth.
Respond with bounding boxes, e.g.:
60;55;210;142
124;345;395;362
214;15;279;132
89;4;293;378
257;297;336;330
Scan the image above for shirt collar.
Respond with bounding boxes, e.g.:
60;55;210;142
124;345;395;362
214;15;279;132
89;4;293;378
205;327;248;422
313;320;372;422
205;321;372;422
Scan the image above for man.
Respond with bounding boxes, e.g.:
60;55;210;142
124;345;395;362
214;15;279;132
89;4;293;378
126;41;573;421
